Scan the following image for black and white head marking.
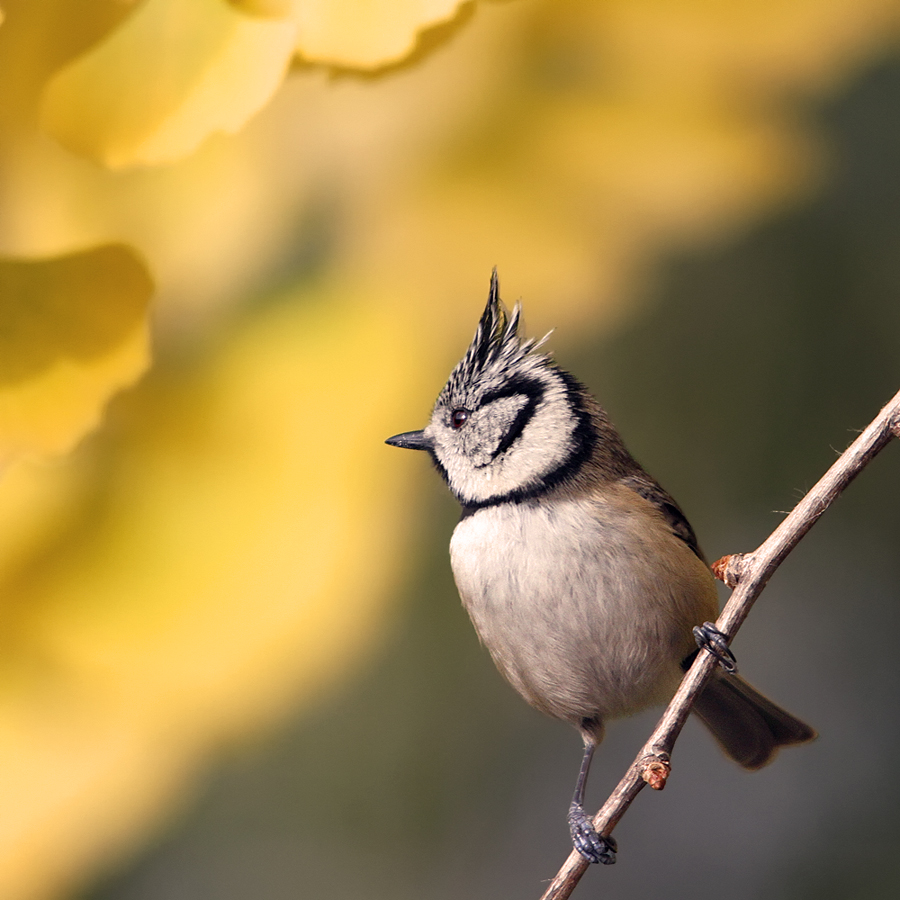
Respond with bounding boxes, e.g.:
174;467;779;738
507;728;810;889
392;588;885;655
423;271;597;508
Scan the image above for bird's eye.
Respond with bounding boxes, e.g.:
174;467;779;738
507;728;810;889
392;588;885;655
450;408;470;429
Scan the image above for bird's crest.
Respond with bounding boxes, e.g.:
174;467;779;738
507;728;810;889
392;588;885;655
446;269;550;398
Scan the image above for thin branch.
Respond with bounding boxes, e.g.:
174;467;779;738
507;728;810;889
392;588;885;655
540;387;900;900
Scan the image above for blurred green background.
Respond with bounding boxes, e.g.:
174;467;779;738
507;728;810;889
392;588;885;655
0;2;898;899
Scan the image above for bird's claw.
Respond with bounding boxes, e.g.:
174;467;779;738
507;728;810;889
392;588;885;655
568;803;617;865
693;622;738;674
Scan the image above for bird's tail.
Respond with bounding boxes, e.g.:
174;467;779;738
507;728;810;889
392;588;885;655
693;672;816;770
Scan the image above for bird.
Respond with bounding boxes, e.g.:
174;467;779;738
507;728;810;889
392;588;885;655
385;270;815;864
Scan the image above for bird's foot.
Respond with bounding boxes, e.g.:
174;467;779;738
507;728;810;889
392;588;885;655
693;622;738;674
568;803;617;865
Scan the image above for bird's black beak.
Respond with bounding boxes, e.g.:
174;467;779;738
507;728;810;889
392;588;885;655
385;430;433;451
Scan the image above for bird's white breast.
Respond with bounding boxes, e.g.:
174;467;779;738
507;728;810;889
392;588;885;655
449;490;717;725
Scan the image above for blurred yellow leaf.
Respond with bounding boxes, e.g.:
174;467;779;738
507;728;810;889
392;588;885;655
229;0;470;69
290;0;470;69
0;245;153;464
0;0;141;127
39;0;297;168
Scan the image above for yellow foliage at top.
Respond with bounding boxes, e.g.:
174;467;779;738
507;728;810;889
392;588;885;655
38;0;472;168
40;0;298;168
285;0;468;68
232;0;470;68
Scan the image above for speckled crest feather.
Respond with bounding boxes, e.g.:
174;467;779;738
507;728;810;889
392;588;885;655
444;269;550;400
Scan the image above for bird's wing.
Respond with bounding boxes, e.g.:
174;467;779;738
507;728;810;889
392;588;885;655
618;475;705;562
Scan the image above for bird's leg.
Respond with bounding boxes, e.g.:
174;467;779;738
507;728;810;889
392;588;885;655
692;621;738;674
567;736;617;865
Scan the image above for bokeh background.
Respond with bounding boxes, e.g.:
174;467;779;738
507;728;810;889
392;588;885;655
0;1;899;898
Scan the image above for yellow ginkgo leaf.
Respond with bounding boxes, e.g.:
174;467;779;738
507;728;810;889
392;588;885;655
248;0;472;70
39;0;297;168
0;245;153;464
